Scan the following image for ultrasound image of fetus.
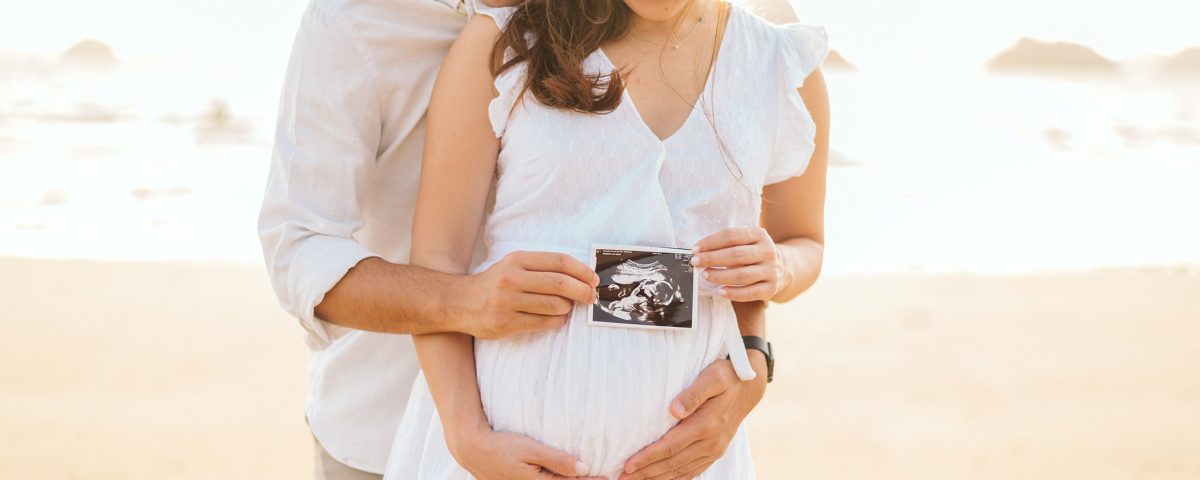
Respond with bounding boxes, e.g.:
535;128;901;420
597;260;687;326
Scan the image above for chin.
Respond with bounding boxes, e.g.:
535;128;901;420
622;0;694;22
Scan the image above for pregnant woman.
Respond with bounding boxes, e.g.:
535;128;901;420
388;0;829;478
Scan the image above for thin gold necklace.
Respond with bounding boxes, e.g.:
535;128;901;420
627;9;709;50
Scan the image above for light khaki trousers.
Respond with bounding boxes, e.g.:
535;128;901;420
314;437;384;480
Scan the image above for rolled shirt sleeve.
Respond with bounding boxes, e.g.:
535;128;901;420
257;4;383;350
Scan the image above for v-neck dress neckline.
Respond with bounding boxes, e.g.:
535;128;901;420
594;5;738;144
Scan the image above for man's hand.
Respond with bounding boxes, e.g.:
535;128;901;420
618;355;769;480
449;425;606;480
454;251;599;339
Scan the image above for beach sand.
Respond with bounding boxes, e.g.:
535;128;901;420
1;257;1198;479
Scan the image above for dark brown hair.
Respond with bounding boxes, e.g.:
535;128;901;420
494;0;633;114
495;1;748;187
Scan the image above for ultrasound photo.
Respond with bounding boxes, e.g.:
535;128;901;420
588;244;696;330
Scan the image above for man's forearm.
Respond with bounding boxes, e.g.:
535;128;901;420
314;256;467;334
733;300;767;338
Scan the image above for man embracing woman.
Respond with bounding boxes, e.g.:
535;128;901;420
259;0;829;479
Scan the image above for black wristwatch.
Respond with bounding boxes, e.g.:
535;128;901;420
742;336;774;383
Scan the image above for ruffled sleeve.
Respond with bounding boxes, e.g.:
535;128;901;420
487;63;525;138
466;0;515;30
467;0;523;138
765;23;830;185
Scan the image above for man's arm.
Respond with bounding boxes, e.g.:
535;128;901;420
258;4;593;343
257;3;390;348
619;301;769;480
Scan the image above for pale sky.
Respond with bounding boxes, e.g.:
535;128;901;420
3;0;1198;71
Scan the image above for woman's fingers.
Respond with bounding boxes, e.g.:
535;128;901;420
518;435;593;478
691;244;768;269
716;282;775;302
693;226;766;253
691;227;782;302
701;264;774;288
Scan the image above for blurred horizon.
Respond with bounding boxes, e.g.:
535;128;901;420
2;0;1199;274
4;0;1200;68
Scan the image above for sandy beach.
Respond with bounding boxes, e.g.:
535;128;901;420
2;257;1198;479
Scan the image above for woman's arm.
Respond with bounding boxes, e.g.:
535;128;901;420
410;11;501;453
760;69;829;302
692;68;830;303
411;15;597;479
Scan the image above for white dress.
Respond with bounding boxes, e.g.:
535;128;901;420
384;3;829;479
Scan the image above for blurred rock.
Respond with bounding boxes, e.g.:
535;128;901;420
988;38;1117;74
824;49;857;71
194;98;255;144
1163;47;1200;75
60;39;117;70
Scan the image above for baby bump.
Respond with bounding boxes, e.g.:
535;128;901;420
474;300;730;478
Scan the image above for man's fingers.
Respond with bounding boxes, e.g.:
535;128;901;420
521;438;589;478
641;452;713;480
669;360;736;419
512;251;600;287
620;437;708;480
501;312;568;336
510;292;574;317
621;421;702;477
678;460;717;480
521;271;597;305
534;473;606;480
702;264;770;287
693;227;763;254
691;245;763;269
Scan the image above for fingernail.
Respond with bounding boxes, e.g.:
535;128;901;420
702;270;711;280
576;460;588;476
691;245;700;253
671;400;687;418
690;255;700;266
717;288;728;297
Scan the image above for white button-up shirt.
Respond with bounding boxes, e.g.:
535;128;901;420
257;0;467;473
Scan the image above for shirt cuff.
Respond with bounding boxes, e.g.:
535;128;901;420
291;234;378;350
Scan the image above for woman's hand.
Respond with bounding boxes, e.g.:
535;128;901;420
449;424;605;480
691;227;788;302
